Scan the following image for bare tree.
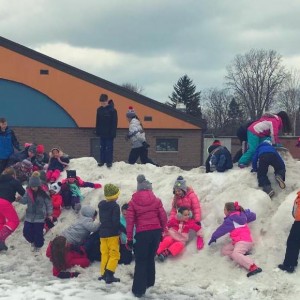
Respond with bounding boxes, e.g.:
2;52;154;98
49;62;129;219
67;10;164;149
121;82;144;94
202;89;233;135
276;69;300;135
225;49;288;120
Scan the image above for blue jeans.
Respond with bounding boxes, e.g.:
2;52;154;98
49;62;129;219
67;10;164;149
100;137;114;164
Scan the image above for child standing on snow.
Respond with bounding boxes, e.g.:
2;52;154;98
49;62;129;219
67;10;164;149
278;191;300;273
46;235;90;279
60;170;102;212
157;206;204;262
251;139;286;198
18;171;53;252
98;184;121;284
208;202;262;277
46;147;69;183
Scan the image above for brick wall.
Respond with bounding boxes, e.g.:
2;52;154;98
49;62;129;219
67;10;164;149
13;127;203;169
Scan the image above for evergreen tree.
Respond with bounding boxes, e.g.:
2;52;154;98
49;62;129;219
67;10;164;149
168;75;202;117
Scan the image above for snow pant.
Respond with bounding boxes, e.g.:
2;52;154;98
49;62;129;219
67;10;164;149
257;152;286;187
283;221;300;267
0;199;20;236
132;229;161;296
46;169;61;182
157;236;185;256
99;137;114;165
71;196;81;213
84;231;101;262
23;221;45;248
100;236;120;275
238;131;267;165
119;243;133;265
221;241;254;270
128;146;157;166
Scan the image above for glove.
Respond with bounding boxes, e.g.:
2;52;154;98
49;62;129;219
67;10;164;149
71;272;80;278
126;240;133;251
196;236;204;250
250;169;257;173
142;141;150;149
94;183;102;189
125;134;130;141
195;221;201;226
208;237;216;246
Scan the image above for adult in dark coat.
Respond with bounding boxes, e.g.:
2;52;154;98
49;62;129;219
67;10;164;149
0;117;21;174
95;94;118;168
205;140;233;173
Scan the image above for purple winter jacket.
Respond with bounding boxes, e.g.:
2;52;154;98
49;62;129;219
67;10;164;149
211;209;256;244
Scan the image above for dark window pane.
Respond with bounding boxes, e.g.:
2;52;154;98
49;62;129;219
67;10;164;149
156;138;178;151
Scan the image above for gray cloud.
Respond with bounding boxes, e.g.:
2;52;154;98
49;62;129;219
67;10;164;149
1;0;300;102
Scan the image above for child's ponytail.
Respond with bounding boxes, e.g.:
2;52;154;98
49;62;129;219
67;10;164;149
225;202;245;213
51;236;67;270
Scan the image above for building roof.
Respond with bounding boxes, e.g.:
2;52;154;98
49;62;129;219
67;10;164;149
0;36;206;129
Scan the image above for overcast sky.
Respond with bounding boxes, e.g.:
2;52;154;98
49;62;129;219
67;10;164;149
1;0;300;103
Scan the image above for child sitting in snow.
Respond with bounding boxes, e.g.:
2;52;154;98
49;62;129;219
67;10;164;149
44;182;63;234
46;235;90;279
12;159;33;184
46;147;69;183
119;203;135;265
31;144;49;171
208;201;262;277
278;191;300;273
251;138;286;198
60;170;102;213
157;206;204;262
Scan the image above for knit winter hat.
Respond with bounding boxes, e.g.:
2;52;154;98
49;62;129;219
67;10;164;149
21;159;33;170
49;182;61;194
66;170;77;179
28;144;37;155
104;184;120;200
173;176;187;193
29;171;41;188
137;174;152;191
36;144;45;154
99;94;109;102
126;106;136;119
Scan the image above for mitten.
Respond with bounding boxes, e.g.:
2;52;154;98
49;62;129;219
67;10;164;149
195;221;201;226
208;237;216;246
196;236;204;250
126;240;133;251
142;141;150;149
94;183;102;189
71;272;80;278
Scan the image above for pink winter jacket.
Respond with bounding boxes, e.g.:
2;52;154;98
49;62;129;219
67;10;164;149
126;190;167;241
248;114;282;144
169;187;201;222
167;217;202;243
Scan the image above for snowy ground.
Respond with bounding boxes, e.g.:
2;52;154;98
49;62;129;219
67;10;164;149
1;153;300;300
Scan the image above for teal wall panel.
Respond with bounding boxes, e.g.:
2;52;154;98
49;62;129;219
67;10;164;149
0;79;77;127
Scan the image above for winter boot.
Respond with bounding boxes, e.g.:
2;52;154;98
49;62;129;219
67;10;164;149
275;175;286;189
262;185;275;198
158;249;170;262
98;162;105;167
247;264;262;277
0;241;8;252
278;264;295;273
98;270;107;281
105;270;120;284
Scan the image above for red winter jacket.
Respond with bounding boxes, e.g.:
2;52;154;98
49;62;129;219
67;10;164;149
51;194;62;219
46;242;90;278
126;190;167;241
169;187;201;222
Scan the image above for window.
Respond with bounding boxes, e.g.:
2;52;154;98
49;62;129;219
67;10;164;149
144;116;152;121
40;69;49;75
156;138;178;152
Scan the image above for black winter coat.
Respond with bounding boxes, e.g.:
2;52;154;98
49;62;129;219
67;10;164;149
98;200;120;238
206;146;233;173
95;103;118;138
0;174;25;203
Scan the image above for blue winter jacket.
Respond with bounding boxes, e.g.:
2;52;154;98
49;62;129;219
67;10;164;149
252;141;285;172
0;127;20;159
